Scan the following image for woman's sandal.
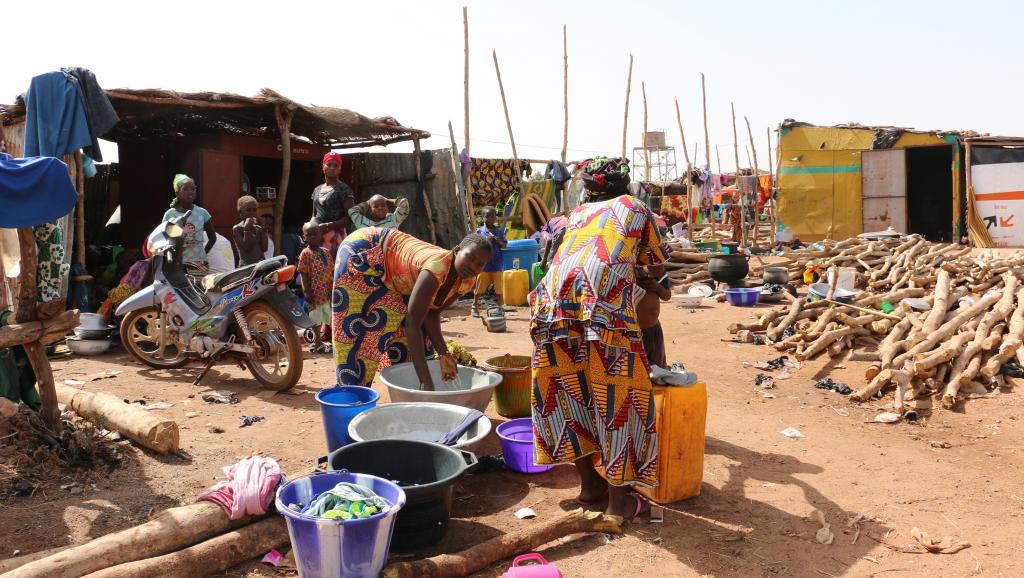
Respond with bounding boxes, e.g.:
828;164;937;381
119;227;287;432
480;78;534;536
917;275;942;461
575;491;609;507
625;493;650;521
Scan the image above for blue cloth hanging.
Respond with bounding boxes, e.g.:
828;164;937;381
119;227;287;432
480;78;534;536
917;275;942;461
23;71;93;158
0;154;79;228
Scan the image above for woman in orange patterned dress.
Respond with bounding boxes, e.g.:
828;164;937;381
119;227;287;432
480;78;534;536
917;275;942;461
331;227;492;389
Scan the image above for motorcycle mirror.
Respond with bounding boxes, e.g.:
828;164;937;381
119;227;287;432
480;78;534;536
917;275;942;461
167;223;184;239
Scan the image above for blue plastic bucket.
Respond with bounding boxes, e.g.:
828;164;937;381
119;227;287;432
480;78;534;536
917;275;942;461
316;386;380;452
502;238;540;272
277;471;406;578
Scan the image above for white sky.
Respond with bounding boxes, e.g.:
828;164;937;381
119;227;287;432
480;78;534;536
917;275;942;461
4;0;1020;173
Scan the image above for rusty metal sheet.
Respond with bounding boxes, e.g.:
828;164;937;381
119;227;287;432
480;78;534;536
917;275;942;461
862;149;906;232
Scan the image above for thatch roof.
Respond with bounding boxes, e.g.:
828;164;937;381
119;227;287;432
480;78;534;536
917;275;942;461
1;87;429;149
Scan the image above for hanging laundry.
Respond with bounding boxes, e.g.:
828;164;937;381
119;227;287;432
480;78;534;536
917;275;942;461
469;158;520;207
738;176;757;204
503;179;558;241
757;175;772;206
0;154;79;228
61;68;118;162
23;71;93;158
34;222;68;303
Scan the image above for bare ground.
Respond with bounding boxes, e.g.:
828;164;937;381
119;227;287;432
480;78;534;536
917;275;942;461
3;299;1023;577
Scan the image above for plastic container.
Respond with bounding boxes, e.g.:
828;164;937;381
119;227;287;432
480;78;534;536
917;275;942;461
496;418;553;474
319;439;477;551
695;240;719;252
724;288;760;306
276;471;405;578
480;354;532;418
346;402;492;453
315;386;380;453
808;282;858;304
502;269;530;306
378;360;502;412
502;238;540;271
530;262;546;289
827;267;857;292
503;553;563;578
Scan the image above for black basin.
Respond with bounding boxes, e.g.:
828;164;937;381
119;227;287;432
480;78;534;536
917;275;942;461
318;439;477;551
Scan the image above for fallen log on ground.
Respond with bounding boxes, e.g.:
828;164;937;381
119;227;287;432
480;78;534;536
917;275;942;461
81;517;289;578
55;384;179;454
381;509;622;578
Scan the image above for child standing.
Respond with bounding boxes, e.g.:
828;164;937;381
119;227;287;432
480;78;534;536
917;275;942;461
472;206;507;317
162;174;216;272
636;264;672;368
297;221;334;353
232;195;269;266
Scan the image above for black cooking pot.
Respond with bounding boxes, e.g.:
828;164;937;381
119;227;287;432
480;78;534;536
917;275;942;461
317;439;477;551
708;253;750;284
762;267;790;285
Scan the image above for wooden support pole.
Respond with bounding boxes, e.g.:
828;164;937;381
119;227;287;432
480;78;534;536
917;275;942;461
731;102;745;245
715;144;722;174
768;126;776;243
463;6;474;226
641;81;650;181
622;55;633;159
492;50;520;180
745;116;761;245
447;121;473;233
412;139;437;244
74;151;86;267
675;97;693;241
701;73;710;169
561;24;569;164
272;104;295;248
15;228;58;428
674;98;691;166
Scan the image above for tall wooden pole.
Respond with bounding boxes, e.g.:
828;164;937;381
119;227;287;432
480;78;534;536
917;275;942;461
641;81;650;181
744;116;761;245
745;146;752;169
463;7;475;226
272;103;295;248
715;145;722;174
622;54;633;159
701;73;710;169
768;126;776;243
731;102;745;245
561;25;568;164
447;121;472;233
675;97;693;241
492;50;520;175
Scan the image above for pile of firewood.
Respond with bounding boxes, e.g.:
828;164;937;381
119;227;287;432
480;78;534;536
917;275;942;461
725;235;1024;410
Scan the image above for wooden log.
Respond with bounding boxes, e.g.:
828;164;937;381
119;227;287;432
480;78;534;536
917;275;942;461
767;298;804;342
856;288;927;308
56;384;179;454
848;351;881;362
918;269;951;339
912;331;975;377
0;546;72;574
82;518;289;578
852;369;894;402
15;228;58;428
892;292;1002;370
796;325;866;361
981;337;1022;378
381;508;622;578
823;299;900;321
271;104;296;248
0;309;79;348
4;502;241;578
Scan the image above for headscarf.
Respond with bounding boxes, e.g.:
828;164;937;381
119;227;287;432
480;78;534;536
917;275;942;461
173;173;193;192
580;157;630;196
323;152;343;168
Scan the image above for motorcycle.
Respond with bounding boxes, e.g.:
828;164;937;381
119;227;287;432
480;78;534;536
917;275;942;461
116;211;314;390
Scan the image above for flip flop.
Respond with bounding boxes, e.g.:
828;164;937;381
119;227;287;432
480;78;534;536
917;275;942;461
626;493;650;521
575;491;609;507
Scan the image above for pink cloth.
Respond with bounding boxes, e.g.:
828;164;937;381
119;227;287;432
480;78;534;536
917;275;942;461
197;456;282;520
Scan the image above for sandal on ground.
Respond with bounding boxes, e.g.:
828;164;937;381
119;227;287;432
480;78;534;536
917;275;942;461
575;490;609;507
626;493;650;521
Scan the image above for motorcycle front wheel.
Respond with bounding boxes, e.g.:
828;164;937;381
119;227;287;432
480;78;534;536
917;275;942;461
120;307;189;369
237;301;303;391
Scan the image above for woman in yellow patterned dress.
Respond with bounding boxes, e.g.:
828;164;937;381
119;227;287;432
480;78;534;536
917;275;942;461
529;190;669;519
331;227;492;390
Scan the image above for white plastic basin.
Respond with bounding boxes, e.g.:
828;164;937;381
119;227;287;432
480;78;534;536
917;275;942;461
347;402;492;453
378;361;501;412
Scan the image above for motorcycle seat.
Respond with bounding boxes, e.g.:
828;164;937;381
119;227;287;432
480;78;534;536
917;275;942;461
203;265;258;292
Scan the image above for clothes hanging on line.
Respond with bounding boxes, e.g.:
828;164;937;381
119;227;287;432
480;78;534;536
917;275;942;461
23;71;92;158
0;154;79;228
61;68;118;162
468;158;521;207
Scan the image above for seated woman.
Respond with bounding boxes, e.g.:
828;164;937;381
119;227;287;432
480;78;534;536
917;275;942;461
331;227;492;390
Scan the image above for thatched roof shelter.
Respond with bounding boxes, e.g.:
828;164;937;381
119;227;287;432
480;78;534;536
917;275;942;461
1;87;429;149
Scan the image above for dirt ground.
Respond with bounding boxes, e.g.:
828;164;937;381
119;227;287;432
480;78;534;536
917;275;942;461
3;298;1024;578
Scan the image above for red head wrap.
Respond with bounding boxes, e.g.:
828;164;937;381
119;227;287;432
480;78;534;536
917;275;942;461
323;151;343;168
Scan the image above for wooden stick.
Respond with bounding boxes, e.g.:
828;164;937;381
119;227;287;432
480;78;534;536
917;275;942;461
767;126;776;244
15;228;58;428
0;309;79;348
82;518;289;578
492;50;519;171
744;116;760;245
731;102;744;245
622;54;633;159
674;97;690;166
0;546;72;574
463;5;470;162
674;97;694;241
447;120;473;233
701;73;710;168
561;24;568;164
715;144;722;174
381;509;622;578
641;81;650;181
56;384;179;454
74;151;86;267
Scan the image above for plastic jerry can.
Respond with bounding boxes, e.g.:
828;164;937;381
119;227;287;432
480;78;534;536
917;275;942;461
502;269;530;306
595;382;708;504
503;553;562;578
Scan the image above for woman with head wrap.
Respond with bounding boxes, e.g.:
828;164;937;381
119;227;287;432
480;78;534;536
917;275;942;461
529;157;669;520
311;151;355;257
162;174;216;272
331;228;493;390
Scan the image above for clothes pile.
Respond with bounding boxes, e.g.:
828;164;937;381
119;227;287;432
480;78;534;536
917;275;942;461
295;482;392;520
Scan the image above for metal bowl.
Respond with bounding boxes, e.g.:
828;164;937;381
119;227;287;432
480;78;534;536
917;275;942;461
66;337;111;355
74;328;113;341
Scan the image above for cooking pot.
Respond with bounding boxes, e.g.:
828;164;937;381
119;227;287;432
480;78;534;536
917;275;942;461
708;253;749;284
762;267;790;285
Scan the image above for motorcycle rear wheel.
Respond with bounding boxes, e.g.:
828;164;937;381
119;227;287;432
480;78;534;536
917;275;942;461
238;301;303;391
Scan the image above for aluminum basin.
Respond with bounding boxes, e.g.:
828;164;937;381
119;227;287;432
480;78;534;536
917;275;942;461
378;361;501;413
347;402;492;453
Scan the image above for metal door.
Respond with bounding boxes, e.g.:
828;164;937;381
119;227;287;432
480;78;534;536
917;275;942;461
862;149;907;233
